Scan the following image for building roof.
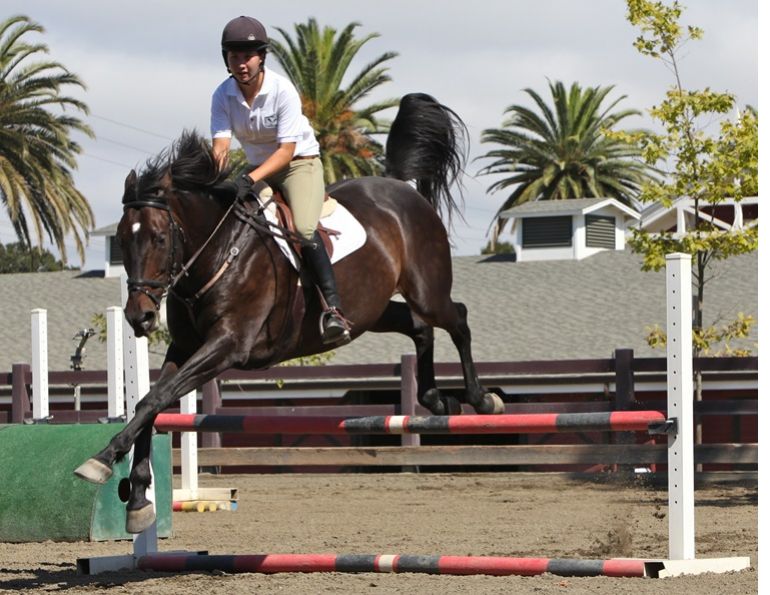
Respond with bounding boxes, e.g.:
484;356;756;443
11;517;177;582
329;249;757;364
0;250;757;373
91;223;118;237
638;196;758;233
499;197;640;220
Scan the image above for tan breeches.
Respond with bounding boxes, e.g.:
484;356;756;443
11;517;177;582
263;157;325;240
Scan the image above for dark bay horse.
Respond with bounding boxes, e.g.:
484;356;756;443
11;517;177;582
74;93;504;533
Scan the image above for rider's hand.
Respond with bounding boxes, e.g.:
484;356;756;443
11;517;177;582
235;174;257;200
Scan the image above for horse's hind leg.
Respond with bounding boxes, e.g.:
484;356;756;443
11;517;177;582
407;296;504;415
371;300;461;415
448;301;504;413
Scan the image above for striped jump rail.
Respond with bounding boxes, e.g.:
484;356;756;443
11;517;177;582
154;411;667;435
137;552;649;577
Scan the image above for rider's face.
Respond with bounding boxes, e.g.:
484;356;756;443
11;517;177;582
227;50;262;83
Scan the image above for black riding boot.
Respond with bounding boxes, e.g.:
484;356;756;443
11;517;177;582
301;232;351;345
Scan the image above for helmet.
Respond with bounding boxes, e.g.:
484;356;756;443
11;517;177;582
221;16;269;51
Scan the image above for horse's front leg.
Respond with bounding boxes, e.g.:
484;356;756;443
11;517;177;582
122;353;182;533
74;335;241;530
124;424;155;532
74;342;188;483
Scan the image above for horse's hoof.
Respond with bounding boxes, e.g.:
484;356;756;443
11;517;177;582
74;458;113;485
126;504;156;534
476;393;505;415
442;395;462;415
421;388;460;415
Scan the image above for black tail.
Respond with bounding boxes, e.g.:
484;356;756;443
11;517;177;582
384;93;469;224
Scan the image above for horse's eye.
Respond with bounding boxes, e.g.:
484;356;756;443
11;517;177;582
152;233;166;247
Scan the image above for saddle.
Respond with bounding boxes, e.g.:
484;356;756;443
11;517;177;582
259;185;340;258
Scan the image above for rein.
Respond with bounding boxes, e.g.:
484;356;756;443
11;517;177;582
232;196;316;247
169;199;237;290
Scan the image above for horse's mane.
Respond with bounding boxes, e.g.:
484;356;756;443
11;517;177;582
134;130;230;197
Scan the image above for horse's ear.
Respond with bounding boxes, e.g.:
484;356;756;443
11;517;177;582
124;170;137;192
159;170;173;190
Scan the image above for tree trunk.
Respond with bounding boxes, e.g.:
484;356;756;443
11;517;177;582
694;248;706;472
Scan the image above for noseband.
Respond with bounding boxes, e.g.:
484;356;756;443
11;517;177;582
122;194;184;311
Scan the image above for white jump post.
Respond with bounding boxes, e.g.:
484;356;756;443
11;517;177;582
640;252;748;577
106;307;125;420
30;309;49;422
665;253;695;560
180;390;199;498
120;273;158;558
176;388;238;503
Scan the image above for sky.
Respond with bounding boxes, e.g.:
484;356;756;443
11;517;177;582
0;0;759;269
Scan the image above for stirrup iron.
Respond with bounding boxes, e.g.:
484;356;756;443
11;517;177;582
319;307;351;345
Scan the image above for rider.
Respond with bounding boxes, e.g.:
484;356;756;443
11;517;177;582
211;15;350;345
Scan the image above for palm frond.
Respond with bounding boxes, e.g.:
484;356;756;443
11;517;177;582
270;19;397;183
0;14;93;263
478;79;658;244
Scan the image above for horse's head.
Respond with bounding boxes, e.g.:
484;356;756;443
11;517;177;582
118;168;183;337
117;130;233;337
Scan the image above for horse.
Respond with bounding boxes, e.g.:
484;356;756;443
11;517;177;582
74;93;504;533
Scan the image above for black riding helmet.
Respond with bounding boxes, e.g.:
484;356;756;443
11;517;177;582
221;16;269;68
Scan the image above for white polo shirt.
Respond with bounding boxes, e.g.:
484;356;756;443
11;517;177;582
210;67;320;165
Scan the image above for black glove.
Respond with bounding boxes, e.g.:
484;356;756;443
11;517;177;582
234;174;257;200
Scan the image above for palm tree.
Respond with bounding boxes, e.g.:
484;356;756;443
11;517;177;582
0;15;93;263
477;80;656;244
270;19;399;183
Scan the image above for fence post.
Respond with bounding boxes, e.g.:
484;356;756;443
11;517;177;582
201;380;222;449
11;363;31;423
614;348;635;411
665;253;695;560
399;354;420;446
613;349;635;474
399;354;420;473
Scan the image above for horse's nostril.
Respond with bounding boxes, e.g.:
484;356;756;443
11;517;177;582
130;310;157;336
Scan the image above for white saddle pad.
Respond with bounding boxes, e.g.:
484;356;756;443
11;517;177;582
256;190;367;270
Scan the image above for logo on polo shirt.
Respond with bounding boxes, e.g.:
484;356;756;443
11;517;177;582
264;114;277;127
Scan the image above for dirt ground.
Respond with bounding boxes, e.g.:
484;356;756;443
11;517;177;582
0;472;757;594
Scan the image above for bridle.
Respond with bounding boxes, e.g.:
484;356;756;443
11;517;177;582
122;191;185;311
